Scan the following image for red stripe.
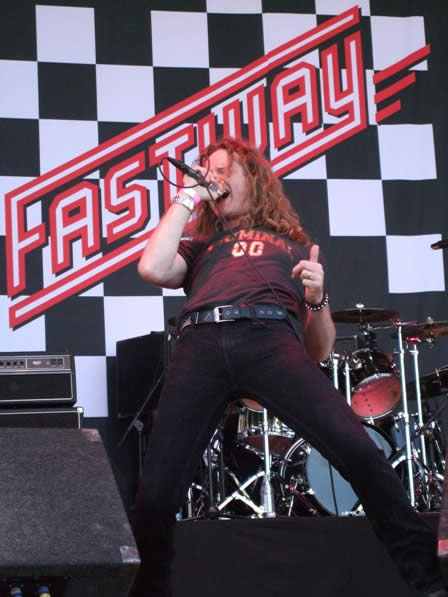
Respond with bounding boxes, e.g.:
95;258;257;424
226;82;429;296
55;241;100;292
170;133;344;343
375;100;401;123
374;72;416;104
373;45;430;84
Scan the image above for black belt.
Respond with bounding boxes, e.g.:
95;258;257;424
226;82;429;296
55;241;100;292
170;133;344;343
178;304;287;334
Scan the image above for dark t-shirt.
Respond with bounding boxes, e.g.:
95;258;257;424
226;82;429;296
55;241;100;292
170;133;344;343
177;226;326;329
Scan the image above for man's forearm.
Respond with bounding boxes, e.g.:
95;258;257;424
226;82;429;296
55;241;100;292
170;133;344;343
303;305;336;362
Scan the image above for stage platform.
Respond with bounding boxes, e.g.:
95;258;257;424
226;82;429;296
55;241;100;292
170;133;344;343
172;514;439;597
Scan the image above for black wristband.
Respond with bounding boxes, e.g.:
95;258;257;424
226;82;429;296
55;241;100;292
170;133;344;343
303;292;329;312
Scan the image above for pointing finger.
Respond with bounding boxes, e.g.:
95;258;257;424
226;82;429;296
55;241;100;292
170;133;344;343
310;244;319;263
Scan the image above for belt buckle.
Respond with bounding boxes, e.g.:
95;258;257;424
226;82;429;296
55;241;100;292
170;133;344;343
213;305;234;323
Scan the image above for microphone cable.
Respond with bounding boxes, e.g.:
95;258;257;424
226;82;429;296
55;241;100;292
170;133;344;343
202;182;306;345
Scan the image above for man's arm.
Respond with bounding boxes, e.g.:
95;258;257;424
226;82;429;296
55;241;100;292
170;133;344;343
137;202;191;289
138;171;223;288
291;244;336;362
302;306;336;362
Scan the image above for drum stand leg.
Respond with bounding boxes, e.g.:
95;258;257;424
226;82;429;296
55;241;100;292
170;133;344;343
408;341;428;468
330;351;340;391
341;356;352;406
216;470;266;516
395;322;416;506
260;408;276;517
214;408;277;518
205;442;219;518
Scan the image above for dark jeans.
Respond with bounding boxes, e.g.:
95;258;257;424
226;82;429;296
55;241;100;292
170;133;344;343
133;319;441;596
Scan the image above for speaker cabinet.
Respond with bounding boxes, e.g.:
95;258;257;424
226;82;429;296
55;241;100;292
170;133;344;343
0;428;139;596
115;332;169;418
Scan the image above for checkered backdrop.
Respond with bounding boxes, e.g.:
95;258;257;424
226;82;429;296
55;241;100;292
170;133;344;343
1;0;447;419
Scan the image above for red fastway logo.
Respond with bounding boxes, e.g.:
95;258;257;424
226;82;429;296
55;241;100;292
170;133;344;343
5;6;430;328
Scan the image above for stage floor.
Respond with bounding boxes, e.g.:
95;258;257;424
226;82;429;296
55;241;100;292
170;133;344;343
172;514;439;597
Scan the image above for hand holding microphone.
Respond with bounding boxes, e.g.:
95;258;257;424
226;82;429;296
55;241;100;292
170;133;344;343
167;157;229;202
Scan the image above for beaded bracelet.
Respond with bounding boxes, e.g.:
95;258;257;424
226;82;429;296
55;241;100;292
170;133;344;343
303;292;329;312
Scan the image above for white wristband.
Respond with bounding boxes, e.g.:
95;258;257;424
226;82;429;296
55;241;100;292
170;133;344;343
180;187;201;204
171;193;194;213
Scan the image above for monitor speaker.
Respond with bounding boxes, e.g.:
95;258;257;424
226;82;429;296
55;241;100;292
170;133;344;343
0;427;139;596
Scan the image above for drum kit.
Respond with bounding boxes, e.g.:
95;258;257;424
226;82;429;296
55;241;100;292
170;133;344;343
180;305;448;520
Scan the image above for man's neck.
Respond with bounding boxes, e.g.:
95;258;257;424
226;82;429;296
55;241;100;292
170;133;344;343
226;213;250;228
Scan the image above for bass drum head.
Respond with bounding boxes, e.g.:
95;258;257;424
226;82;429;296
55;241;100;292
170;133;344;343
282;423;394;516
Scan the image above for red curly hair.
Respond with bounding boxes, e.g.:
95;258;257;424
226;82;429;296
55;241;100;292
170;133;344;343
190;137;310;246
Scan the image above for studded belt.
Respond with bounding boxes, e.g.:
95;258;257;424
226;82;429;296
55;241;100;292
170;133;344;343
178;304;287;334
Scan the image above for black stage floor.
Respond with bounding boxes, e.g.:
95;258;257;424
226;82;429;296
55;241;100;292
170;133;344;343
172;514;439;597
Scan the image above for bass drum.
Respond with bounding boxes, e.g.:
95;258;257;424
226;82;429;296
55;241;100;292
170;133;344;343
278;423;395;516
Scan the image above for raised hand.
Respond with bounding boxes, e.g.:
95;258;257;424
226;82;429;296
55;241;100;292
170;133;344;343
291;244;324;305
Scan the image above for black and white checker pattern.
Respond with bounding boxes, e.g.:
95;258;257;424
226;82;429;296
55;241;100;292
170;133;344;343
1;0;447;418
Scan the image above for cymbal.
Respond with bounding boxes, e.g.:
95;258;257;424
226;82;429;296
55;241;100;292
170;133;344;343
400;320;448;341
332;307;399;324
406;366;448;400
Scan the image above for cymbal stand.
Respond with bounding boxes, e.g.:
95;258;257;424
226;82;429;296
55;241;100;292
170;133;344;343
395;321;416;506
407;340;428;468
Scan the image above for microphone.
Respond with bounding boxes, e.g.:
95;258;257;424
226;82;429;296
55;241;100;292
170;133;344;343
431;239;448;250
166;157;225;196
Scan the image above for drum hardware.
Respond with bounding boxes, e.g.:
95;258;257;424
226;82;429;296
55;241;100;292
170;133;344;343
393;318;448;342
194;403;281;518
330;351;340;391
331;304;399;325
326;351;352;406
278;422;395;516
216;469;266;517
275;467;321;517
407;365;448;401
390;317;448;507
393;320;416;506
236;402;296;456
260;408;276;517
205;438;219;518
214;415;277;518
407;341;428;468
182;484;204;519
388;401;448;511
203;421;237;518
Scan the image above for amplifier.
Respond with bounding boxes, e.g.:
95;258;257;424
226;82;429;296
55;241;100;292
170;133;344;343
0;407;83;428
0;353;76;407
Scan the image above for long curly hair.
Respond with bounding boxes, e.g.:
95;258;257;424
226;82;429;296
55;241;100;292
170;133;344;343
190;137;310;245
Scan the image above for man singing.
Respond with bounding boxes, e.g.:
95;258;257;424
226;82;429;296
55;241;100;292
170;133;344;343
133;137;445;597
